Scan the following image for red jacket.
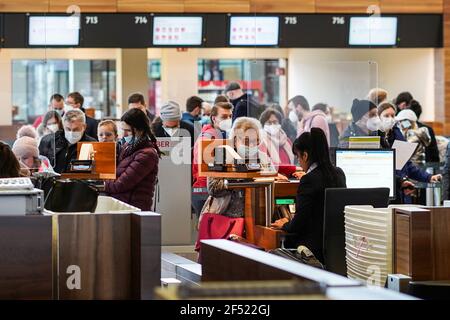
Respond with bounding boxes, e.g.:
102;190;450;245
105;139;159;211
192;124;223;188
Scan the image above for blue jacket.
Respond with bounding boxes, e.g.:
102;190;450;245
181;112;200;126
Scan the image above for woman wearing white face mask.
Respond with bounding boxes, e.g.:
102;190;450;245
37;111;63;139
259;108;298;177
376;102;441;203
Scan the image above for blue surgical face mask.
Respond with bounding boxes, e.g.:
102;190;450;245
123;135;133;144
201;116;211;125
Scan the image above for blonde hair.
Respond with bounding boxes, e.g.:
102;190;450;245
98;120;118;136
229;117;262;145
367;88;388;106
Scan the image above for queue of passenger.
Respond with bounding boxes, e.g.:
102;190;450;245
2;85;450;264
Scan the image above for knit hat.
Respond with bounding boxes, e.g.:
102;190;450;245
377;101;397;116
351;99;377;122
16;125;38;140
160;101;181;121
224;82;241;93
396;109;418;122
12;136;39;158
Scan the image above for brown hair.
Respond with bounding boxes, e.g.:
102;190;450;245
98;120;118;136
214;95;229;104
128;93;146;106
210;102;233;124
0;141;21;178
259;108;282;126
67;91;84;107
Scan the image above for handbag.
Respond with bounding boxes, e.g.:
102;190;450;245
269;246;324;269
195;213;245;252
44;179;99;213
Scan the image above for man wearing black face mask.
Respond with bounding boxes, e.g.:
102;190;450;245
225;82;263;122
339;99;378;148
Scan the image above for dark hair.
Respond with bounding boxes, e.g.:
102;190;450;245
293;128;339;186
259;108;282;126
49;93;64;103
42;110;63;130
186;96;204;113
288;95;310;112
0;141;21;178
121;109;162;156
214;95;229;104
269;103;285;119
312;103;328;113
128;93;146;106
394;92;413;107
408;100;422;119
67;92;84;107
210;102;233;124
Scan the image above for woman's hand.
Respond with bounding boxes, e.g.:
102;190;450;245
401;180;415;196
271;218;289;229
292;171;306;180
430;174;442;183
275;173;289;181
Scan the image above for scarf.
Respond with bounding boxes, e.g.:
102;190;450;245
263;129;295;166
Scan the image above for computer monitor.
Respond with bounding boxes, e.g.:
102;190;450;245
349;17;398;46
335;149;396;199
152;16;203;46
229;16;279;46
28;15;80;46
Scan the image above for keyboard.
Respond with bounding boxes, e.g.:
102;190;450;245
0;177;34;190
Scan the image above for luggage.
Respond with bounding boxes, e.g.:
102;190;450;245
195;213;244;252
44;179;99;213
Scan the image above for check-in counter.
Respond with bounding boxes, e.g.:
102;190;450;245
393;206;450;281
197;138;300;250
0;209;162;300
199;240;415;300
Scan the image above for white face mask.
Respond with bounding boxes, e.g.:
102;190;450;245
65;130;83;145
237;145;258;158
264;124;281;136
163;127;178;137
55;109;64;116
64;104;74;112
288;110;299;124
326;115;333;124
379;116;396;132
218;118;232;131
366;116;381;132
47;124;59;133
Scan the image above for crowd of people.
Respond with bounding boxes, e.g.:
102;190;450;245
1;81;449;263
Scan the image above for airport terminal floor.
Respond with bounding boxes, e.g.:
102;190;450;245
1;0;450;312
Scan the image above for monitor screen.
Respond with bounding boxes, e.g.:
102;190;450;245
153;16;203;46
28;16;80;46
229;16;279;46
349;17;397;46
335;149;395;198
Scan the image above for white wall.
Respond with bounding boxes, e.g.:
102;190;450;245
288;48;436;121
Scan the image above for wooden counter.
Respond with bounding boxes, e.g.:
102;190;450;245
394;206;450;281
0;215;53;299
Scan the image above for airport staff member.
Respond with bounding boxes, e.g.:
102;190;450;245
271;128;346;264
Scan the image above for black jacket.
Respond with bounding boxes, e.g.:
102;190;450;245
282;166;346;264
417;121;440;163
79;107;99;140
231;93;262;123
151;117;195;148
38;130;97;173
